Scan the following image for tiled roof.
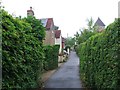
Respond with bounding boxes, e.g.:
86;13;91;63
54;30;61;38
46;18;54;29
40;18;54;30
95;17;105;26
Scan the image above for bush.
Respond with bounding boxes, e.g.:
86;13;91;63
79;18;119;88
2;9;45;88
43;45;59;70
74;45;79;55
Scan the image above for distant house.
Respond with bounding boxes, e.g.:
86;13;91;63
54;30;62;54
62;37;65;49
94;17;105;32
54;30;66;62
27;7;34;17
40;18;65;56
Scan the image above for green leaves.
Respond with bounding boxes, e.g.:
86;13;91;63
78;18;120;88
43;45;59;70
23;16;45;41
2;9;45;88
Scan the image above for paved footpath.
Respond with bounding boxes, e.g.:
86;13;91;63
44;51;82;88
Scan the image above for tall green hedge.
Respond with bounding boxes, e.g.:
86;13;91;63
79;18;119;88
43;45;59;70
2;9;45;88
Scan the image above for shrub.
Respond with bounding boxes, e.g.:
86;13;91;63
43;45;59;70
2;9;45;88
79;18;119;88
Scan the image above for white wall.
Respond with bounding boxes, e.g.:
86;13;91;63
55;35;62;54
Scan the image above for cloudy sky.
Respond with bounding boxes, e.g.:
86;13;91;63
2;0;119;37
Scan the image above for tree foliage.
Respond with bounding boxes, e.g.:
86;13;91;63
43;45;60;70
78;18;119;88
75;17;96;45
65;37;75;48
23;16;45;42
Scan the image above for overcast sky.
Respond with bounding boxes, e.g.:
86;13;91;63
2;0;119;37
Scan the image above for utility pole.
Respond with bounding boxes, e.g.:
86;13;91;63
67;33;68;38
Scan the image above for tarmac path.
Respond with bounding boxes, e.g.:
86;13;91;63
44;51;82;88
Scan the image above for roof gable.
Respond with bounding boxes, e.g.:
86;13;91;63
40;18;54;30
46;18;54;29
95;17;105;26
54;30;61;38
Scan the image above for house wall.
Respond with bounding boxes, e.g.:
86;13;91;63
43;30;55;45
50;23;54;30
55;35;63;63
46;18;55;30
97;26;105;32
55;35;62;54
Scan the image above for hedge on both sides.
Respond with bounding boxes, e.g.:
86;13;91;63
43;45;60;70
79;18;119;88
2;9;45;88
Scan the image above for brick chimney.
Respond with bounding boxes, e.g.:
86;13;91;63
30;7;32;10
27;7;34;17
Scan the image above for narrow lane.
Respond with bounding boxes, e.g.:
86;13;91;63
44;51;82;88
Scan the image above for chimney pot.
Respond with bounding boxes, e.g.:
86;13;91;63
30;7;32;10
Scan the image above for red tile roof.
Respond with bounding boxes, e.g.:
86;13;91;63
54;30;61;38
46;18;54;30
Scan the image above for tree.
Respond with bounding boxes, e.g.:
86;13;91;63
65;37;75;48
75;17;97;44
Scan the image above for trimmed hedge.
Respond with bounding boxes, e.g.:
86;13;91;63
79;18;119;88
2;9;45;88
43;45;59;70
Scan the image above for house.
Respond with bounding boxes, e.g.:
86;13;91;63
26;8;55;45
26;7;65;61
40;18;55;45
40;18;65;62
54;30;62;54
40;18;55;30
54;30;66;62
94;17;105;32
40;18;63;49
62;37;65;49
27;7;34;17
